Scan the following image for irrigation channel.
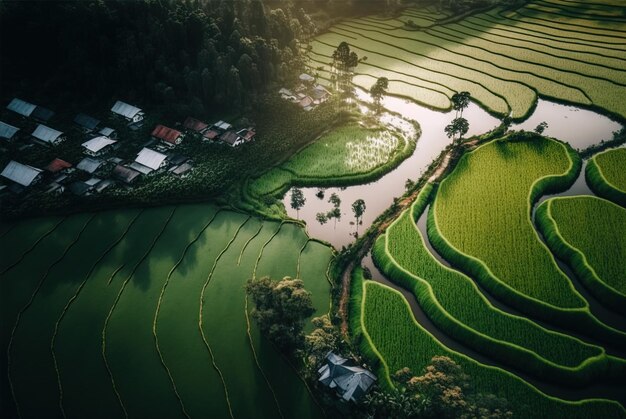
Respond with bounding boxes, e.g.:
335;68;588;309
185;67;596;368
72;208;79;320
282;92;626;404
282;94;623;248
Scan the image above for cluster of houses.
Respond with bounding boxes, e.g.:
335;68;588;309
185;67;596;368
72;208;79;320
279;73;332;111
0;98;256;198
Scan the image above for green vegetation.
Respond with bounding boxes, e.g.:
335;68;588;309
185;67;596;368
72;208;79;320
536;196;626;315
586;148;626;207
429;137;626;346
353;275;625;418
244;122;415;215
306;3;626;120
0;205;333;418
372;184;625;385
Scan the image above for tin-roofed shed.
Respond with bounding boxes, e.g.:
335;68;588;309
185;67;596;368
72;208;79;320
32;124;66;145
76;157;104;174
82;136;117;156
1;161;43;187
0;121;20;141
7;98;36;117
134;147;168;172
111;100;144;122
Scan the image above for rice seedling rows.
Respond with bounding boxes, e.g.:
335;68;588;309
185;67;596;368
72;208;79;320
0;205;331;419
538;0;626;18
522;3;626;26
586;148;626;207
248;123;414;199
429;137;626;347
536;196;626;314
355;277;626;418
372;184;626;385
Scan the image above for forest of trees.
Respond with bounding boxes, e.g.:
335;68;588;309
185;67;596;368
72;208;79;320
0;0;318;117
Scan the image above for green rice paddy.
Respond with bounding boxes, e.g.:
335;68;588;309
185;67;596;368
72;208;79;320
536;196;626;314
586;148;626;207
0;205;333;418
307;2;626;119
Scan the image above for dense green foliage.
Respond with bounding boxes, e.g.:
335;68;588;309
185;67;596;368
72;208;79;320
536;196;626;315
306;1;626;120
0;0;316;115
355;278;625;418
0;206;333;418
586;148;626;207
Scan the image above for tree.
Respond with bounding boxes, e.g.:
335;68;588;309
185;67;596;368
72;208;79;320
246;276;315;352
534;121;548;135
370;77;389;112
451;91;471;118
326;193;342;228
331;41;359;107
444;117;469;143
352;199;366;234
304;315;342;367
316;212;328;225
290;187;306;219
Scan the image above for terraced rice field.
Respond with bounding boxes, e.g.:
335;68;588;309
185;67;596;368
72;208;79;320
536;196;626;315
586;148;626;206
307;0;626;120
352;270;625;418
0;205;333;418
246;122;414;201
372;184;625;386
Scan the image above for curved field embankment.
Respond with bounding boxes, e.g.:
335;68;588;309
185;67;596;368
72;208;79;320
429;136;626;347
351;269;626;418
0;204;333;419
372;184;626;386
307;1;626;120
536;196;626;315
586;148;626;207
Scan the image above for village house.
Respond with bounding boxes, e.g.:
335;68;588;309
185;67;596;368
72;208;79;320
1;160;44;189
183;117;208;134
73;113;101;132
93;179;114;193
130;147;168;175
45;182;65;195
0;121;20;142
45;158;73;174
111;100;144;123
31;106;55;123
171;162;193;178
219;130;244;147
299;73;315;84
151;124;184;147
81;136;118;157
113;164;141;184
312;85;331;104
31;124;66;146
68;181;92;196
298;96;315;111
236;127;256;143
318;352;376;403
212;120;232;132
98;127;118;140
202;129;220;141
6;98;36;118
76;157;104;174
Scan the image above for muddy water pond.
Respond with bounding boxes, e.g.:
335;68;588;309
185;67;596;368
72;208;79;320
283;96;623;249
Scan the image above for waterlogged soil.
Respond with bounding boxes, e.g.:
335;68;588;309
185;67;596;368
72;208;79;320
284;94;622;250
0;205;330;419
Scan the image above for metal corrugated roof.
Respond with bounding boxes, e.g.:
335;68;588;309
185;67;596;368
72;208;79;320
135;147;167;171
111;100;142;119
45;158;72;173
32;124;64;143
113;165;141;184
76;157;103;173
7;98;36;117
31;106;55;122
0;121;20;140
99;127;116;137
74;113;101;130
183;117;208;133
82;136;117;153
151;125;183;144
1;160;42;187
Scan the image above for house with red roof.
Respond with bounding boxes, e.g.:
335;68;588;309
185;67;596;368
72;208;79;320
183;117;208;134
45;158;73;174
152;124;184;147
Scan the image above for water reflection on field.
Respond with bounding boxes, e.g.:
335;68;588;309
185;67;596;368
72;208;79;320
283;94;623;249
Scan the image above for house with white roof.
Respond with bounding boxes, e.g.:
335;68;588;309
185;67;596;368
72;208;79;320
76;157;104;174
81;136;117;156
31;124;66;146
98;127;118;140
212;120;232;132
111;100;144;123
1;160;43;188
130;147;168;175
6;98;36;118
0;121;20;141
